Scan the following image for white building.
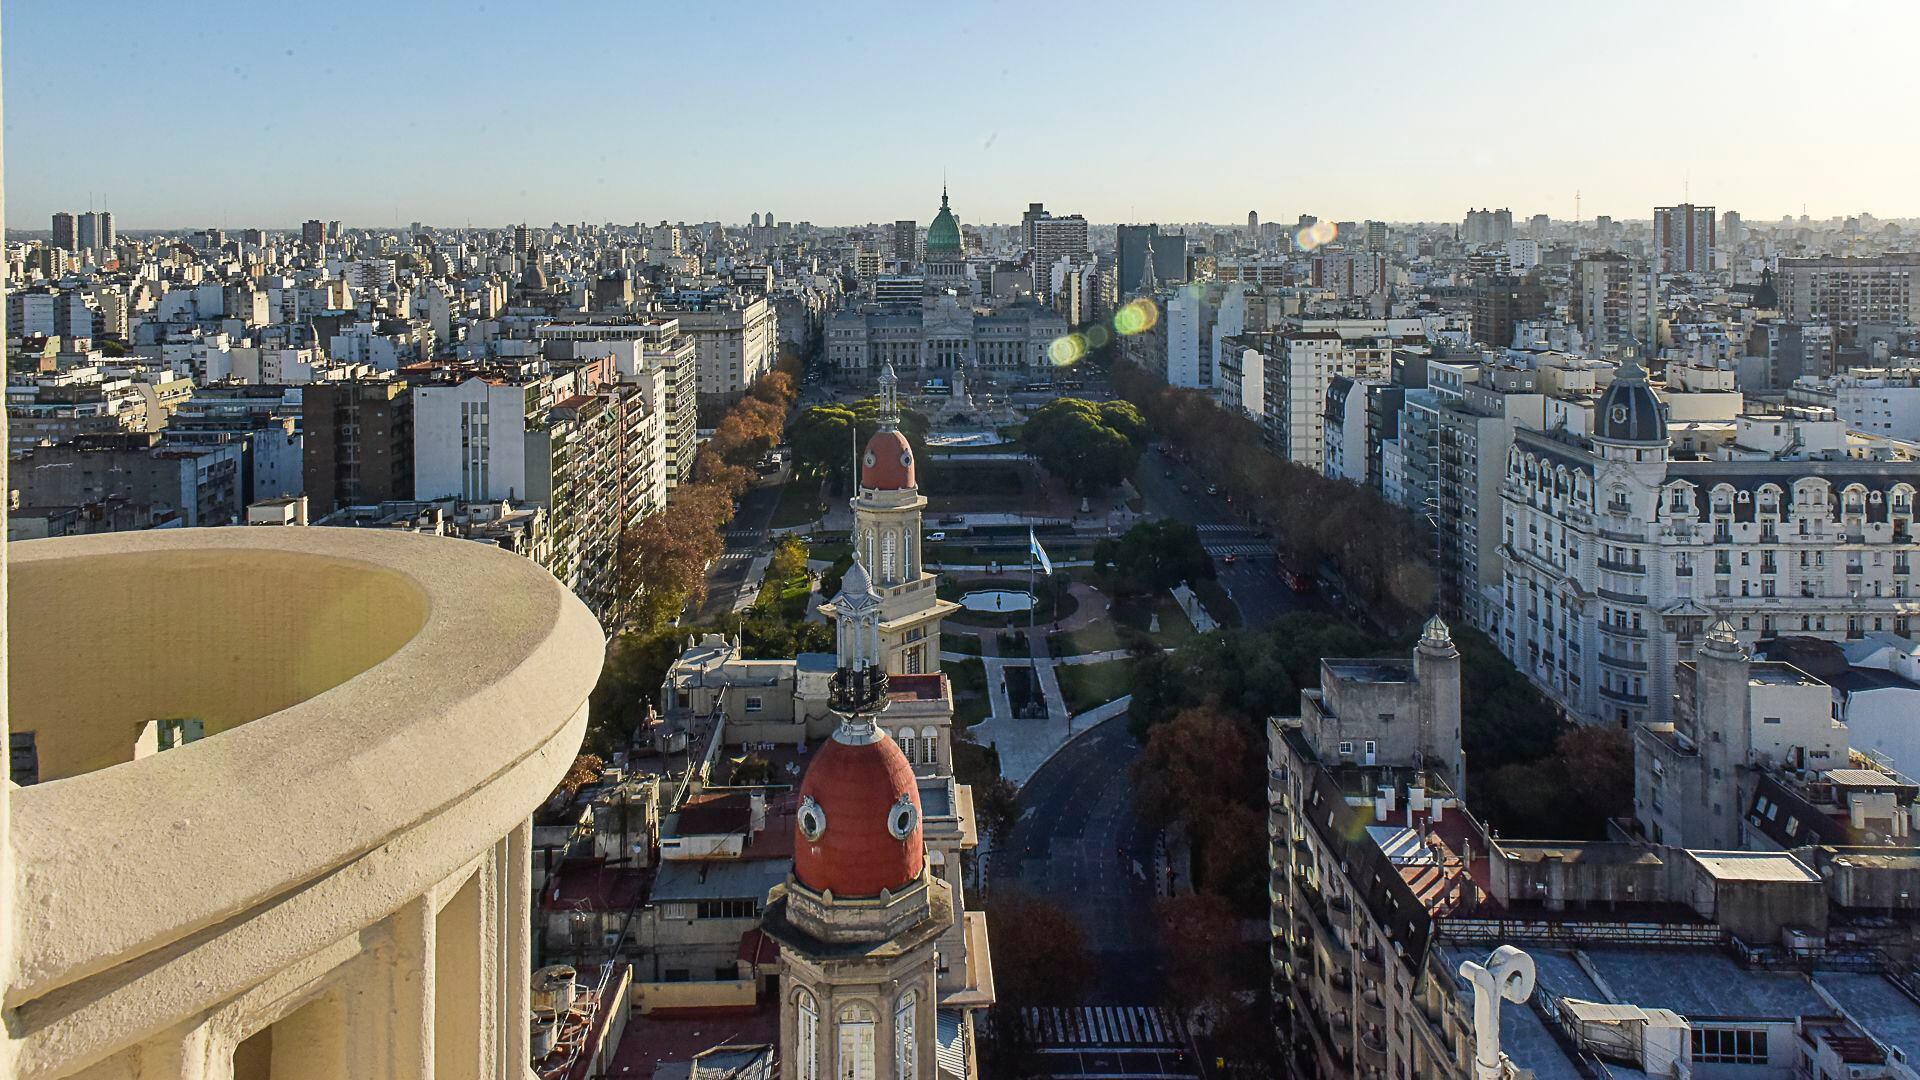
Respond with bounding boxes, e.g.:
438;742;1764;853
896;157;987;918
1789;368;1920;441
1500;361;1920;731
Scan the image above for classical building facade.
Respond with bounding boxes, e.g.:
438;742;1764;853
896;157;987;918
824;297;1065;381
1500;359;1920;729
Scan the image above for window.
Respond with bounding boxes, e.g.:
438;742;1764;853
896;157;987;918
696;898;758;919
796;989;821;1080
1763;716;1781;725
1338;741;1353;755
894;991;918;1078
745;695;764;713
1693;1028;1768;1065
839;1003;877;1080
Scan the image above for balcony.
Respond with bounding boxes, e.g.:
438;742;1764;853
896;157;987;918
1599;685;1650;706
1328;893;1353;933
8;529;604;1079
1359;989;1386;1022
1596;558;1646;575
1597;652;1649;672
1357;946;1386;983
1270;803;1286;833
1597;586;1649;605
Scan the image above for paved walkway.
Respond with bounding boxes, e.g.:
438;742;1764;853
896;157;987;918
973;693;1134;786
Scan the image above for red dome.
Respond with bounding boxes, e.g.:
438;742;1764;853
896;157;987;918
794;731;924;897
861;429;915;490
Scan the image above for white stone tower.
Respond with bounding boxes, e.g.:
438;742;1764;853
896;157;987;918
820;364;956;676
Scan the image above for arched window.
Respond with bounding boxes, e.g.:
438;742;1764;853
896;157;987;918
838;1003;877;1080
881;531;898;583
795;989;820;1080
894;990;918;1078
897;731;915;763
920;727;940;766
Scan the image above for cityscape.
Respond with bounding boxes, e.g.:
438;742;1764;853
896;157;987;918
7;4;1920;1080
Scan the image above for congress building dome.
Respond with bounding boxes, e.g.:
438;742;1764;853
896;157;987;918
793;718;925;897
926;186;962;257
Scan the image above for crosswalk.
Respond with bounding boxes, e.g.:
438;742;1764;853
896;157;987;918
1206;543;1274;557
715;551;754;563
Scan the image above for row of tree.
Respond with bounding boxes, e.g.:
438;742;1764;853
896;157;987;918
614;363;799;631
1109;360;1437;627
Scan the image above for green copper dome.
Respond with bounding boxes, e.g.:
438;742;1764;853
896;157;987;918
926;187;962;256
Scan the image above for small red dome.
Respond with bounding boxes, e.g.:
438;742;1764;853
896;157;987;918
794;731;924;897
861;430;915;490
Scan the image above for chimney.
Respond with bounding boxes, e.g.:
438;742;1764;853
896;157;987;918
294;494;309;526
1376;784;1395;823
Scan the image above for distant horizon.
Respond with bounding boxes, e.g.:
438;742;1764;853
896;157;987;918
8;1;1920;226
10;207;1920;239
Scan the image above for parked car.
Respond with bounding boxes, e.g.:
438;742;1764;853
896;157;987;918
1223;553;1238;565
928;531;947;542
1206;484;1220;496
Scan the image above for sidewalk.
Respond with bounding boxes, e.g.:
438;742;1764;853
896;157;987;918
971;691;1133;786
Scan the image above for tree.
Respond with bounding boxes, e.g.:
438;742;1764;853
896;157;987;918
1020;398;1149;495
1092;519;1213;594
1131;704;1260;832
986;890;1095;1008
974;776;1020;845
1157;892;1242;1012
767;537;809;589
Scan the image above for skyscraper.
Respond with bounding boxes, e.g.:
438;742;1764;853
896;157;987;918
892;219;917;265
301;219;326;246
1653;203;1716;274
51;211;76;252
1246;209;1259;240
77;211;101;252
1030;212;1090;302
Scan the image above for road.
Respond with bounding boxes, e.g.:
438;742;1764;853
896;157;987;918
1130;446;1326;630
988;713;1166;1004
690;477;784;623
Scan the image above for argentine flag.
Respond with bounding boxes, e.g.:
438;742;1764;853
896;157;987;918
1029;528;1054;576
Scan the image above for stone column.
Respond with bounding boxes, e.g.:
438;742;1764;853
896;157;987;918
504;820;534;1076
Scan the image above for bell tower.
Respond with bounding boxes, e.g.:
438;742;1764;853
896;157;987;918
822;364;957;676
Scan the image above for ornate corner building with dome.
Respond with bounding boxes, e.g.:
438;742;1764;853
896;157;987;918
656;369;990;1079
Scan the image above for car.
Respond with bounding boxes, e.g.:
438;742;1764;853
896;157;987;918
928;531;947;542
1222;553;1238;566
1206;484;1220;496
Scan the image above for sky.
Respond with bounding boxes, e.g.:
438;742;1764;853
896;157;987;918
6;0;1918;230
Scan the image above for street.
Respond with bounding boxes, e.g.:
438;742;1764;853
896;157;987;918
987;713;1166;1003
690;476;785;623
1129;445;1327;629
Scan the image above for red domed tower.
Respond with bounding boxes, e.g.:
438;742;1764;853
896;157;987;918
762;665;953;1080
821;363;958;681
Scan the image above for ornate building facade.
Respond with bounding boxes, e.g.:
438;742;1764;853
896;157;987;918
1500;358;1920;729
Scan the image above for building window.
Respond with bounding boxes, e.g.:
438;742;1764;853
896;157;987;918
1693;1028;1768;1065
1338;741;1353;756
894;990;918;1078
745;695;764;713
838;1003;877;1080
796;989;820;1080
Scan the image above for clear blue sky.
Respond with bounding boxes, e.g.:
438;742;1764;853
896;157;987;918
6;0;1916;230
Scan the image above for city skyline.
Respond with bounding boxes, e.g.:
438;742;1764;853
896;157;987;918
8;0;1920;229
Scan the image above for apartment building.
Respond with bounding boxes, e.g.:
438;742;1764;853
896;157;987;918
302;378;414;514
1270;620;1920;1080
1500;361;1920;731
656;293;777;406
1777;254;1920;341
537;316;699;487
1575;252;1653;347
1260;330;1394;472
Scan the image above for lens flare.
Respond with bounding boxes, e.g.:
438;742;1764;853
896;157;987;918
1114;298;1159;336
1084;323;1112;349
1295;221;1339;252
1047;333;1088;367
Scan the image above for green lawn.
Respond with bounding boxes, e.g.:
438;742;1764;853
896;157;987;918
1062;592;1196;655
770;478;828;528
941;632;982;656
945;658;990;726
920;464;1027;497
1055;658;1136;714
753;561;813;622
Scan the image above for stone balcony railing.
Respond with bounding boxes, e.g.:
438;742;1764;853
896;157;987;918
4;527;604;1080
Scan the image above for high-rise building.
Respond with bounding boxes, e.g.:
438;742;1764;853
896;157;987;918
1653;203;1716;274
76;211;102;252
1575;251;1652;346
301;218;326;246
1462;207;1514;246
1721;209;1744;248
1470;271;1547;348
51;211;76;252
1029;212;1089;302
1246;209;1259;240
892;219;917;265
1116;224;1187;295
1776;254;1920;340
302;379;416;515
